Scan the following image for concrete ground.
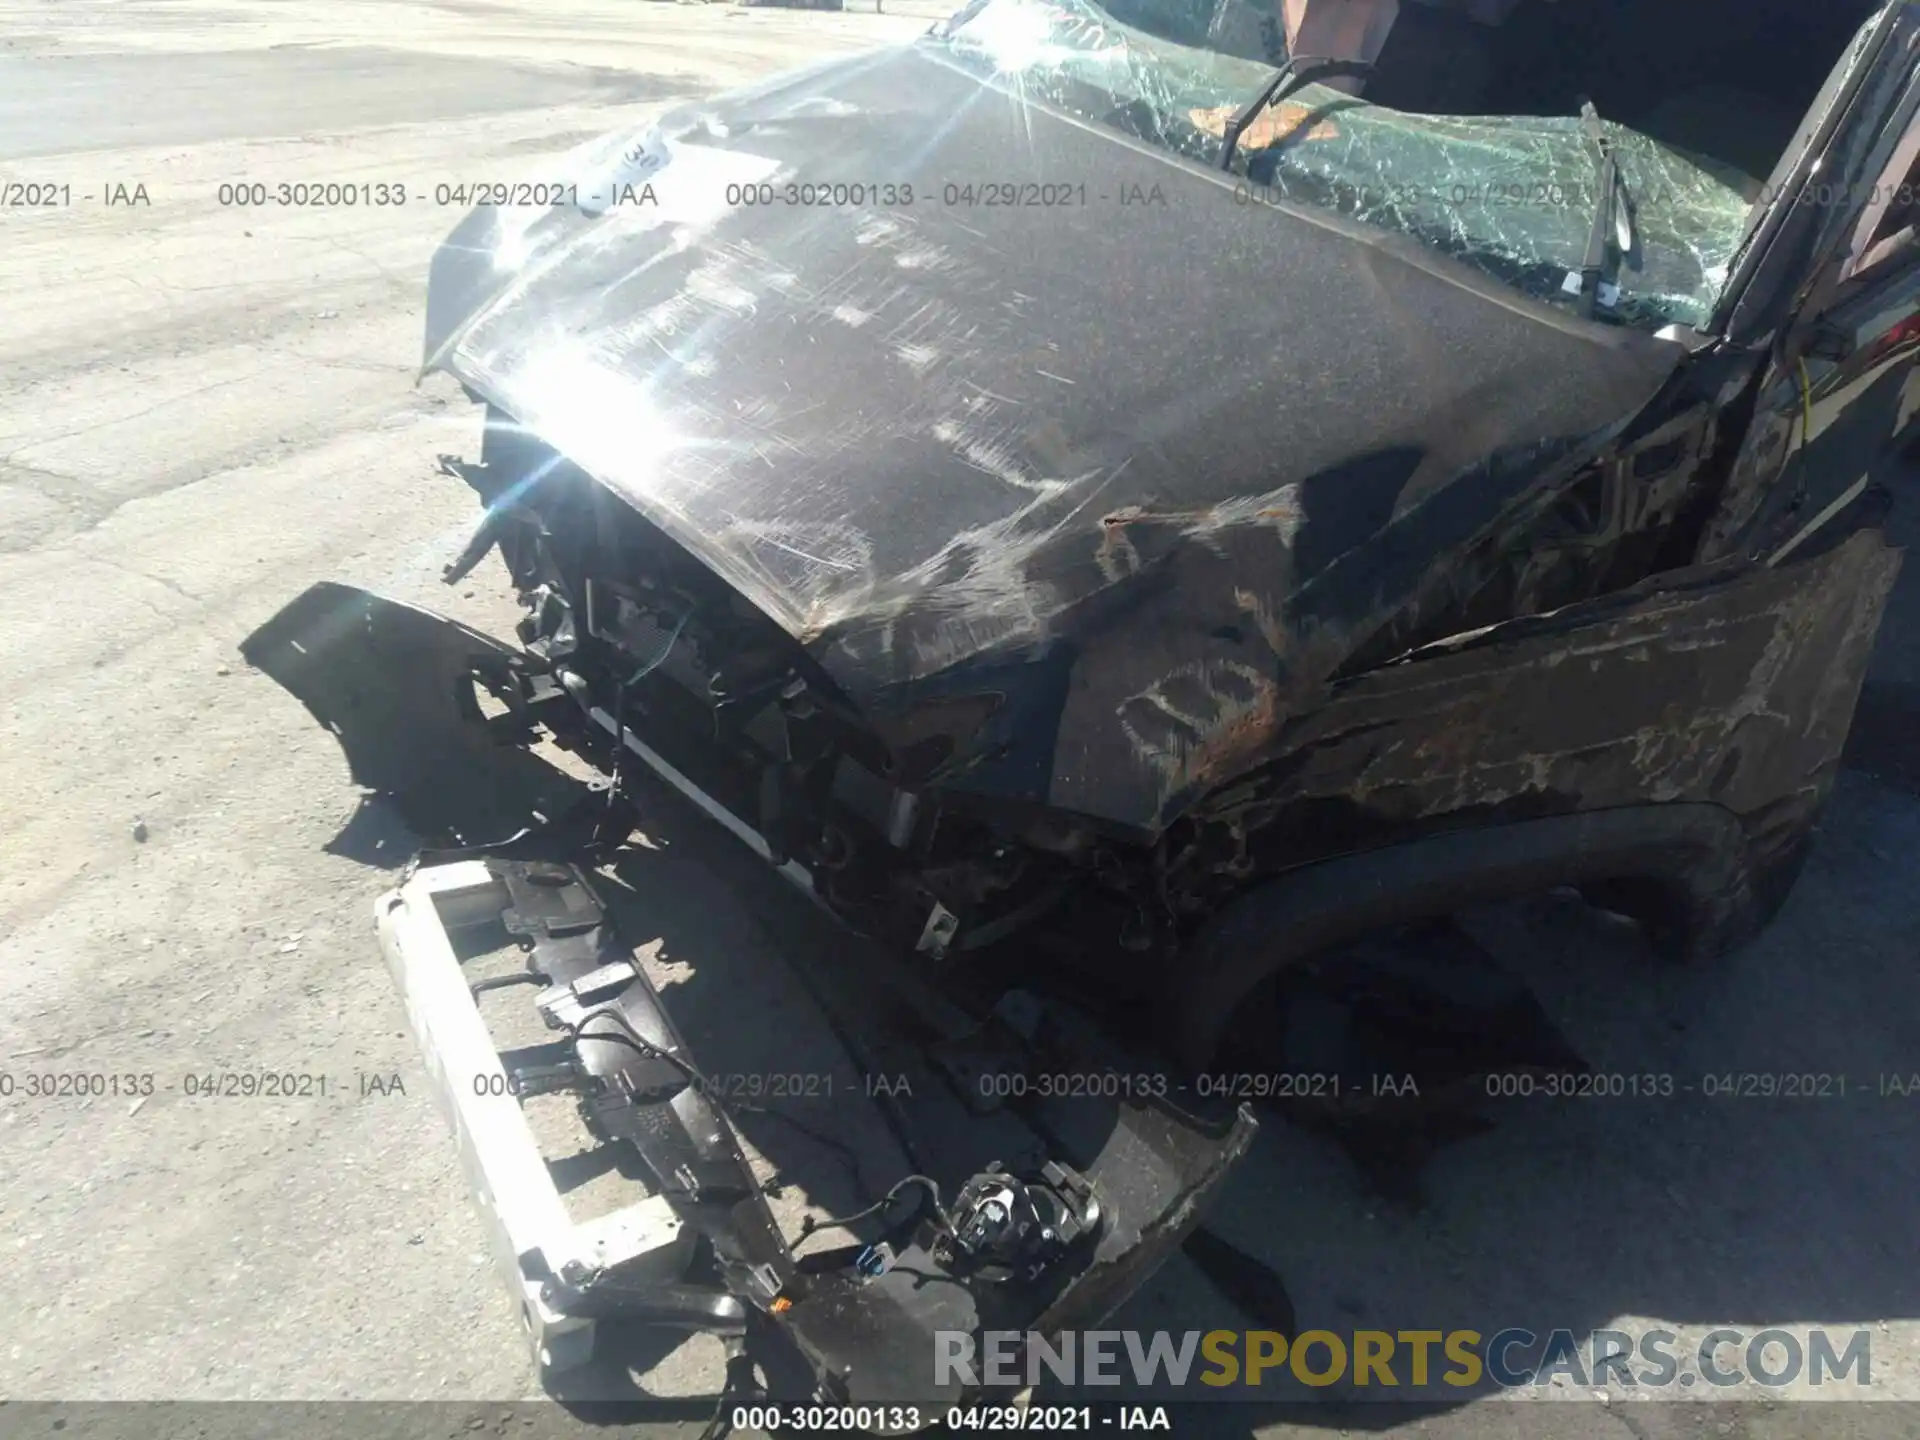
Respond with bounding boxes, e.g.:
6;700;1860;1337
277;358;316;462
1;2;1918;1438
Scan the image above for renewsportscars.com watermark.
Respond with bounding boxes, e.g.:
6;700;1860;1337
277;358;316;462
935;1327;1875;1397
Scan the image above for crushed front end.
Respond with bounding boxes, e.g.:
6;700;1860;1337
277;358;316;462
355;18;1911;1406
447;403;1129;967
238;560;1256;1407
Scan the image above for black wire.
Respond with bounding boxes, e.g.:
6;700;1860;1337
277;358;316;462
697;1337;760;1440
567;1010;705;1088
598;606;692;841
798;1173;955;1242
566;1009;876;1214
562;602;926;1236
600;682;631;843
739;910;936;1177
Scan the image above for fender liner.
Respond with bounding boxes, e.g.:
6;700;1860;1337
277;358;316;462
1172;803;1757;1071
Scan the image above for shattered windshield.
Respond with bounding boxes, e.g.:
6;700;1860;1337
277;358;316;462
931;0;1756;331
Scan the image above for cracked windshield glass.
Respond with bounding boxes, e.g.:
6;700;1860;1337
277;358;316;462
931;0;1759;331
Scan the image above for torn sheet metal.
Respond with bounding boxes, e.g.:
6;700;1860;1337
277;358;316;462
1174;528;1904;906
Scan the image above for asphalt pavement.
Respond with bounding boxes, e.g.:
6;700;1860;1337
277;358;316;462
2;3;1920;1438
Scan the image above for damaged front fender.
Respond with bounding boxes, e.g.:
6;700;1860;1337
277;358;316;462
1168;527;1903;1065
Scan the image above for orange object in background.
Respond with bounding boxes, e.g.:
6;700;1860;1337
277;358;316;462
1186;99;1344;146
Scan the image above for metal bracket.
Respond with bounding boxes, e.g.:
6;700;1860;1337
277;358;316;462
374;861;696;1373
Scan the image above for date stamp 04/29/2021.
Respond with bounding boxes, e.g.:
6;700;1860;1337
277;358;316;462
6;1066;1920;1109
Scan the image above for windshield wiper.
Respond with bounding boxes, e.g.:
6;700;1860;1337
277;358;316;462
1217;55;1375;172
1568;98;1638;319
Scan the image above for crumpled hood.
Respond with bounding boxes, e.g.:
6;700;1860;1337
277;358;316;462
423;38;1685;823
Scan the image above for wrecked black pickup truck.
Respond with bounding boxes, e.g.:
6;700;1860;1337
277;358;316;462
250;0;1920;1417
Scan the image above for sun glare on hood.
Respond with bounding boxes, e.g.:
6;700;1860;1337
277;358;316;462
498;341;691;501
957;0;1084;72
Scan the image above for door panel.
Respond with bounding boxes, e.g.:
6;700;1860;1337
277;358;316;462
1704;254;1920;567
1716;2;1919;343
1700;10;1920;564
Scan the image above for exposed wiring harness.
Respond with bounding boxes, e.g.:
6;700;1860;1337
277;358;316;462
564;1007;874;1209
798;1173;957;1243
568;606;893;1212
564;1008;878;1440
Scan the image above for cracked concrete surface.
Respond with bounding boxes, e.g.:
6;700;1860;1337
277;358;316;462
2;2;1919;1437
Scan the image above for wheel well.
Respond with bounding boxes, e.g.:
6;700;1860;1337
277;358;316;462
1171;804;1761;1072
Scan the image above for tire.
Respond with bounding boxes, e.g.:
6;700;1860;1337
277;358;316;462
1170;804;1759;1071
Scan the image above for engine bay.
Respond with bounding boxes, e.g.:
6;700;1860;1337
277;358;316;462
454;406;1125;967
